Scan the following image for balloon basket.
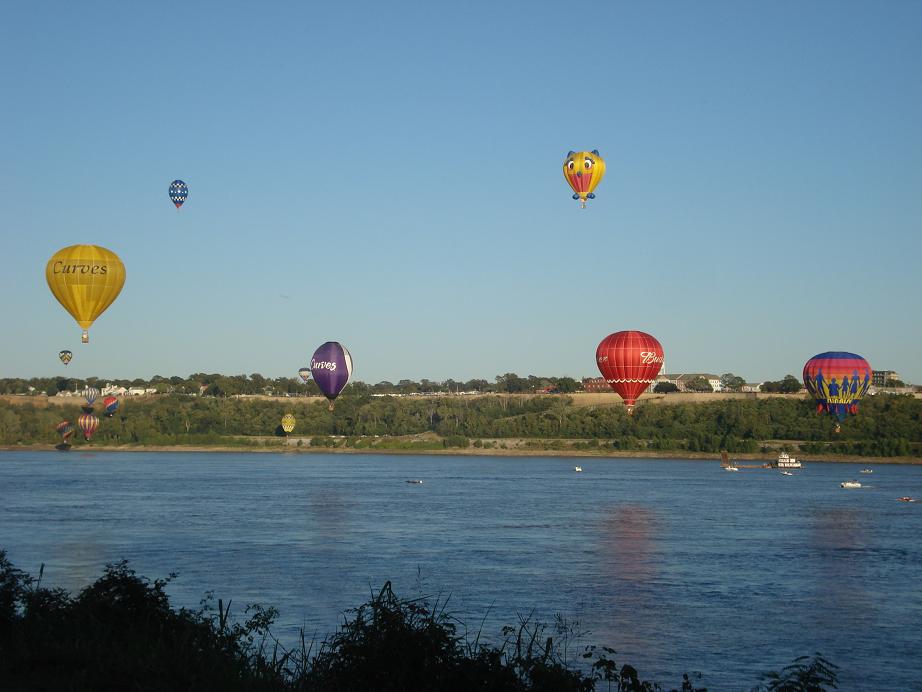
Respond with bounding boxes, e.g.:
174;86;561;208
580;200;587;209
626;405;635;416
328;402;335;412
81;330;89;344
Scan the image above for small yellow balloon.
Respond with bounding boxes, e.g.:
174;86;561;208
563;150;606;208
46;245;126;343
281;414;296;434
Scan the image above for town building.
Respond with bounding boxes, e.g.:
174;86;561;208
581;377;610;393
656;373;723;392
872;370;900;387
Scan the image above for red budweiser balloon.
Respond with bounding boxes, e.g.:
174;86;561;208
596;330;665;414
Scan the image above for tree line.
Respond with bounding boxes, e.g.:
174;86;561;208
1;391;920;457
0;373;588;397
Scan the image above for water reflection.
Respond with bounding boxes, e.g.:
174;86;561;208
808;507;874;627
595;504;663;658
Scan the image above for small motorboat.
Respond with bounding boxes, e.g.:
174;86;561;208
860;468;873;474
897;497;918;503
780;471;794;476
724;465;739;472
574;466;583;472
840;480;862;489
405;479;423;484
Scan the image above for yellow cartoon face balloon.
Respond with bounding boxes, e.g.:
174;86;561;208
563;150;606;208
46;244;126;343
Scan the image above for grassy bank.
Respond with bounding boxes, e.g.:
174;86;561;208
2;392;921;460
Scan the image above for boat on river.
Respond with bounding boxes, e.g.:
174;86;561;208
897;497;917;502
840;480;862;489
775;452;802;469
720;450;738;471
574;466;583;472
860;468;873;474
780;470;794;476
405;479;423;484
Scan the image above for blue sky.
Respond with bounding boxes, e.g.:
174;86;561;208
2;1;920;384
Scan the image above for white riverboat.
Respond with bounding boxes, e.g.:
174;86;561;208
840;480;862;489
775;452;802;469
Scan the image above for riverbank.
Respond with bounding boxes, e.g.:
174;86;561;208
2;441;920;464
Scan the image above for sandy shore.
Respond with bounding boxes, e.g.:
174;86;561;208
2;443;919;464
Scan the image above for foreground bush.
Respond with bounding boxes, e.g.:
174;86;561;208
0;550;838;691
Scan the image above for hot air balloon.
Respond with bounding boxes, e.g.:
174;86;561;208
169;180;188;209
803;351;872;433
83;387;100;407
596;330;665;415
46;245;126;343
298;367;311;383
103;396;119;417
77;413;99;441
563;150;606;208
311;341;352;410
59;350;73;366
281;413;296;434
55;420;75;442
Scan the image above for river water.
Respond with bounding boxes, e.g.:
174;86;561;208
2;451;921;690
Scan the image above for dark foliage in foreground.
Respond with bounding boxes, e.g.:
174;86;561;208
0;550;838;691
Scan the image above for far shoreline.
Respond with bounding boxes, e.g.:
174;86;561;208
2;443;920;465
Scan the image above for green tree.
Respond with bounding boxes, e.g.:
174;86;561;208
720;373;746;391
554;377;580;393
684;377;713;392
779;375;803;393
495;373;527;393
654;382;679;393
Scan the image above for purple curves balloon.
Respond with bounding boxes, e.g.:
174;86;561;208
310;341;353;409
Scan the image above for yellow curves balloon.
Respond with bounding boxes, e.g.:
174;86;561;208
46;245;126;343
563;150;606;208
281;414;296;434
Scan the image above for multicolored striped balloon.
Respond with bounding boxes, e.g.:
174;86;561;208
803;351;872;425
78;413;99;441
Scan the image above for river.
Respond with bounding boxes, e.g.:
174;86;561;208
2;450;921;690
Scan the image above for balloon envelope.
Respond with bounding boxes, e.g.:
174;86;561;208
83;387;100;406
103;396;119;416
298;367;311;383
563;150;606;207
596;330;665;413
59;350;73;366
46;245;126;343
803;351;872;423
281;413;296;433
169;180;188;208
311;342;353;405
77;413;99;440
55;421;74;440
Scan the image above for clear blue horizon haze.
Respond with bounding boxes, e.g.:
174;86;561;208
2;1;920;384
